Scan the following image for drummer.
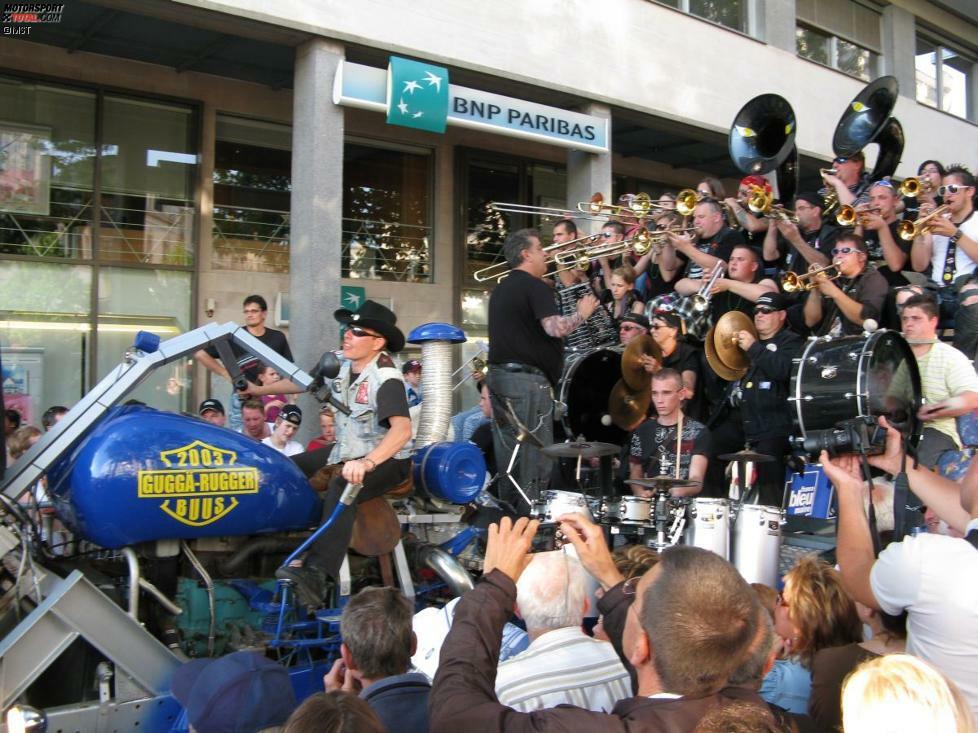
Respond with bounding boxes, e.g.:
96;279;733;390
642;310;704;421
629;369;709;498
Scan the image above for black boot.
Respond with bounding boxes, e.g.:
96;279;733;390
275;564;329;609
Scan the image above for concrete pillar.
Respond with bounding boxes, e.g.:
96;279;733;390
567;103;612;234
756;0;795;54
881;5;916;97
290;38;345;442
193;101;217;408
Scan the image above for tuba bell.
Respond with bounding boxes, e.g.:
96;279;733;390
728;93;799;206
832;75;904;181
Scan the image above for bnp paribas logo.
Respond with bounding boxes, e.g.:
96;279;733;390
386;56;449;134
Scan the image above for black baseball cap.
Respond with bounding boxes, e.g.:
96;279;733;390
198;398;225;416
279;405;302;426
402;359;422;374
755;292;788;311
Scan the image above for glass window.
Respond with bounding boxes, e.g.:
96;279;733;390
343;142;433;283
0;78;96;259
95;267;192;412
100;96;196;265
916;35;974;121
915;37;939;109
0;260;91;415
464;158;520;287
688;0;746;32
212;116;291;273
796;24;875;80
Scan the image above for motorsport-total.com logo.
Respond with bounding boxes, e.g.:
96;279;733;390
2;3;63;35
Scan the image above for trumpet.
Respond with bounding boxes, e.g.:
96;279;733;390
897;204;952;241
554;229;654;268
780;263;841;292
898;176;936;198
819;168;840;215
676;263;726;317
835;205;882;227
746;188;798;223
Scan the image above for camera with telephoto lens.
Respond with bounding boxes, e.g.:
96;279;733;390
792;415;887;457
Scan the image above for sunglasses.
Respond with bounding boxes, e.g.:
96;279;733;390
938;183;973;196
833;157;849;164
347;326;381;339
619;324;643;332
754;307;777;314
831;247;856;256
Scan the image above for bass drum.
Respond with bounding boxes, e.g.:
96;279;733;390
791;331;921;437
558;348;625;445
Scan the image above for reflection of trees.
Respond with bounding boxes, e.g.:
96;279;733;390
342;183;430;282
467;201;509;267
689;0;745;31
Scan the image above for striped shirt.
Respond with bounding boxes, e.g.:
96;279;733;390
916;341;978;447
494;626;632;713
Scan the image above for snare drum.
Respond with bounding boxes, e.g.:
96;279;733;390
732;505;782;586
791;331;921;438
683;498;730;560
534;490;594;524
620;496;653;524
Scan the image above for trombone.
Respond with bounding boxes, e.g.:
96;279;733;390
577;192;668;220
781;263;841;292
472;236;579;283
898;204;952;241
674;188;741;228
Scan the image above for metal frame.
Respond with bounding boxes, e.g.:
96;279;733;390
1;321;312;501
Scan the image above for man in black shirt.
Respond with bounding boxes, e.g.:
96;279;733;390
195;294;293;431
487;228;597;511
803;233;888;336
763;191;834;284
856;180;910;286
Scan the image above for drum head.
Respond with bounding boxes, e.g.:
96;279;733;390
793;331;921;437
559;348;625;444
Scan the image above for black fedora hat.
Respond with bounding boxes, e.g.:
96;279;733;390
334;299;405;353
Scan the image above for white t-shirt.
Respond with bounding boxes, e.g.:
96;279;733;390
929;212;978;285
260;436;304;456
870;517;978;714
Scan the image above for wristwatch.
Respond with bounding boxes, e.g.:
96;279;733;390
949;229;962;245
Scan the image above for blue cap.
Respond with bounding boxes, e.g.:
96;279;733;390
171;651;296;733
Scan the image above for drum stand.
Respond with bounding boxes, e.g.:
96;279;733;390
496;397;544;511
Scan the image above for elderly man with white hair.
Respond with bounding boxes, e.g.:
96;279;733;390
493;548;631;712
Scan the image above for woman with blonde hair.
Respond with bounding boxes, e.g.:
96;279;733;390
842;654;977;733
760;555;862;714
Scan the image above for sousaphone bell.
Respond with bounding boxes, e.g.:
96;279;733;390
704;311;758;381
832;75;904;181
728;93;799;206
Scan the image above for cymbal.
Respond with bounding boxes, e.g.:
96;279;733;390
541;441;621;459
608;379;650;430
714;311;755;372
621;335;662;391
626;476;702;490
718;449;775;464
704;326;744;382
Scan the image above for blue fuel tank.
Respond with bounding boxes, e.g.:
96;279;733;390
46;405;322;549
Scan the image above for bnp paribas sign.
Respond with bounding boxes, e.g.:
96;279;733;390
334;56;609;154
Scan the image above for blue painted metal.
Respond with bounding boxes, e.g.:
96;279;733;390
407;322;466;343
438;526;484;556
45;405;322;548
133;330;161;353
412;442;486;504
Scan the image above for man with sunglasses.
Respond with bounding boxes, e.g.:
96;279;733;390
617;312;649;346
245;300;413;608
803;233;887;337
763;191;834;288
820;151;871;209
705;292;802;507
910;165;978;358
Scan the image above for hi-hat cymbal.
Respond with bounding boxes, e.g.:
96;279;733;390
621;335;662;391
608;379;650;430
714;311;755;372
704;326;744;382
541;441;621;459
626;476;702;490
718;449;775;463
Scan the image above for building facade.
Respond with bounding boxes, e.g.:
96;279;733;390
0;0;975;424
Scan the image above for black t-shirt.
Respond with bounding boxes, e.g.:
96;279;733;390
629;416;711;479
683;227;746;280
206;326;293;382
780;223;840;277
863;220;911;286
488;269;562;385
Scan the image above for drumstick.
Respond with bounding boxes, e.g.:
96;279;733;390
675;411;683;480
